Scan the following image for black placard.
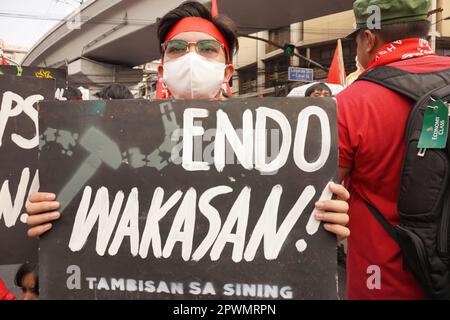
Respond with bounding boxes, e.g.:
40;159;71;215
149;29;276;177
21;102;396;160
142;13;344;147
39;98;338;300
0;75;55;265
0;66;67;99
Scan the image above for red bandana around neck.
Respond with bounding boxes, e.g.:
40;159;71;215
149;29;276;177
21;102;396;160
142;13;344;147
365;38;435;72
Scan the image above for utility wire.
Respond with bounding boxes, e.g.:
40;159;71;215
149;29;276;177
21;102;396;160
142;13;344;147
0;11;355;32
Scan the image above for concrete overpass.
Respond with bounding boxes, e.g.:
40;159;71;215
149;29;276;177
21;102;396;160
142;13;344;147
21;0;355;89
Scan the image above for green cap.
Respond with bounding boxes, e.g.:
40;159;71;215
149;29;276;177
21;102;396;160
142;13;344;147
347;0;431;38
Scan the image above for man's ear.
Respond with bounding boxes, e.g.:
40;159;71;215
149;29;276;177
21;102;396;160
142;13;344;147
365;30;378;54
224;64;235;83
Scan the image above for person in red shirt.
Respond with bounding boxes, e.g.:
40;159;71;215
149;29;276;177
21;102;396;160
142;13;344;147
25;0;351;280
0;278;16;300
338;0;450;299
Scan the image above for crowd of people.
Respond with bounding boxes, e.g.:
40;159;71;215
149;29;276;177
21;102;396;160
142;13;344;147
1;0;449;300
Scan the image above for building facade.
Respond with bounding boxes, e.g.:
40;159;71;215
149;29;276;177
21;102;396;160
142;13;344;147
233;0;450;97
0;39;28;65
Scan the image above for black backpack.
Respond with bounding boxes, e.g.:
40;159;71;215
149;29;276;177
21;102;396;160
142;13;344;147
356;66;450;300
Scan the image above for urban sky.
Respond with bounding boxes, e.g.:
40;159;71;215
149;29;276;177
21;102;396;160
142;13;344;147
0;0;81;48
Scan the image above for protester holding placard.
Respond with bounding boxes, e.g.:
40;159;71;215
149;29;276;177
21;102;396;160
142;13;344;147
25;0;350;268
338;0;450;299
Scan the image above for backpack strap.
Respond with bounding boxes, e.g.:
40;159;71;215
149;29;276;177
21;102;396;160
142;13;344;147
365;201;399;242
431;84;450;101
357;66;450;102
359;66;450;241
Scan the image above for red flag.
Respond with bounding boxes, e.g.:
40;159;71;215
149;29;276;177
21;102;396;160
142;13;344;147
211;0;219;17
1;55;7;65
327;39;346;86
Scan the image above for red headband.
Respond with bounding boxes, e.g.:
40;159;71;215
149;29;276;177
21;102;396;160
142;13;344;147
164;17;231;62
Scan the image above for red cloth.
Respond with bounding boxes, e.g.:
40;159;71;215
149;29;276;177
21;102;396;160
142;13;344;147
365;38;434;72
327;41;346;85
1;55;7;65
337;52;450;300
0;278;16;300
155;72;168;100
211;0;219;17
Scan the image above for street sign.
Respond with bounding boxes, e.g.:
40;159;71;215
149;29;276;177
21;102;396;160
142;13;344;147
288;67;314;82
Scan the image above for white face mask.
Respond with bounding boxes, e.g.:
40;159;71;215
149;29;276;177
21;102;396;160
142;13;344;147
163;52;226;99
